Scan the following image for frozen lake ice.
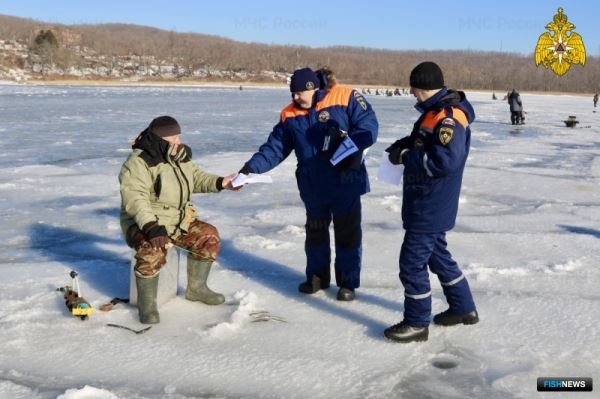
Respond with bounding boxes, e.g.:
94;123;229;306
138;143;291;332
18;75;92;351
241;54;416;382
0;84;598;398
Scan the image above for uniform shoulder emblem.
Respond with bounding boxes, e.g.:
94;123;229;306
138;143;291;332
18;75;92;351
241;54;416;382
438;118;456;146
441;117;455;126
353;91;368;111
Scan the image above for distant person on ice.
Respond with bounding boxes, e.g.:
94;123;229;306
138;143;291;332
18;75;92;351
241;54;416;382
119;116;238;324
507;88;524;125
239;67;378;301
383;61;478;343
594;93;598;108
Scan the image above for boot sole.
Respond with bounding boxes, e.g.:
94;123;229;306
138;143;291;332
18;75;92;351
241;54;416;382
298;285;330;294
434;317;479;326
298;287;319;294
140;314;160;324
384;333;429;343
185;295;225;305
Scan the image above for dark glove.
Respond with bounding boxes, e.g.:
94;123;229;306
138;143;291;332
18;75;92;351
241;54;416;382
125;225;145;250
385;136;413;153
142;221;169;250
322;125;347;158
385;136;413;165
238;165;254;175
387;148;404;165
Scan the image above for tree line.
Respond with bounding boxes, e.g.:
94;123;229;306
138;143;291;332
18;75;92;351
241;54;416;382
1;13;598;93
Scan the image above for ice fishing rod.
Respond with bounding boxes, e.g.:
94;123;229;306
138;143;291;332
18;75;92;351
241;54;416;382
166;243;203;259
56;270;94;320
106;323;152;334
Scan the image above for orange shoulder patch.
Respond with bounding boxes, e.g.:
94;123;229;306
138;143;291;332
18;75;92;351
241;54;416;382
280;103;308;123
421;107;468;131
316;86;354;111
451;108;468;128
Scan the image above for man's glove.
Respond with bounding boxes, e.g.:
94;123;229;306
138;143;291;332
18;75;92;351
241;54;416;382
385;136;413;165
142;221;169;250
385;136;413;153
126;225;145;250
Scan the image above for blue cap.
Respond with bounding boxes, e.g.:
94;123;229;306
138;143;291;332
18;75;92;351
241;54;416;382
290;68;319;92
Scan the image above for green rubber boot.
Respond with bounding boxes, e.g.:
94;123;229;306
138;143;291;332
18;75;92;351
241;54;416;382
185;258;225;305
135;275;160;324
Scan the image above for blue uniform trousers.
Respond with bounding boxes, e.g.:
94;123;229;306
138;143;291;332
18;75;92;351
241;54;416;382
304;195;362;289
400;231;476;326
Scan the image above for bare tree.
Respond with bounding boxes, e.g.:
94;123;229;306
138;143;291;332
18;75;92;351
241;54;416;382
0;13;598;92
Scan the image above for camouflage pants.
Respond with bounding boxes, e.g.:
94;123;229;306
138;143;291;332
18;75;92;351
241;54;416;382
134;220;220;278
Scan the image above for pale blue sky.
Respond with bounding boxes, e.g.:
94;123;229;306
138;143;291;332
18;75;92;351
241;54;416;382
1;1;598;55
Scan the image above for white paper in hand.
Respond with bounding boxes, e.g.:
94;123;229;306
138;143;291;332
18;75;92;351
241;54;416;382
377;152;403;185
330;136;358;166
232;173;273;187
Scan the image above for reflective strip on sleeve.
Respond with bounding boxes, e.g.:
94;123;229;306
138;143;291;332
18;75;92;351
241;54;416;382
441;274;465;287
405;290;432;300
422;154;434;177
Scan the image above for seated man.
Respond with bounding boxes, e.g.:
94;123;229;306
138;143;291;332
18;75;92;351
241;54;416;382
119;115;238;324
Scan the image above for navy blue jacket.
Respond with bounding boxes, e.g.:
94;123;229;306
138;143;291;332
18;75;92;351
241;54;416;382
400;88;475;232
243;86;378;203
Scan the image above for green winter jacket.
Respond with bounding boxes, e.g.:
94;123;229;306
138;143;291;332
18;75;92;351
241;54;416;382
119;129;222;239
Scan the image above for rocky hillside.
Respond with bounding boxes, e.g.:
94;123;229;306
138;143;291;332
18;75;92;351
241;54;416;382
0;13;598;92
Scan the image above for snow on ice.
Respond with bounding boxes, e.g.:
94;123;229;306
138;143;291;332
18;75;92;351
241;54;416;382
0;85;598;398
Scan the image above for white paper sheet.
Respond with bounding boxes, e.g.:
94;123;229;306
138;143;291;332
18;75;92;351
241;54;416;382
330;136;359;166
232;173;273;187
377;152;403;185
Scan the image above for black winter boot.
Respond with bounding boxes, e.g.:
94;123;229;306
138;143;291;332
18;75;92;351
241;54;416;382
298;275;330;294
136;275;160;324
336;287;355;301
433;309;479;326
384;321;429;343
186;258;225;305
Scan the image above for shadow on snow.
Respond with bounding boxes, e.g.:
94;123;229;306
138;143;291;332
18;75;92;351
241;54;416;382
29;223;130;298
219;239;401;339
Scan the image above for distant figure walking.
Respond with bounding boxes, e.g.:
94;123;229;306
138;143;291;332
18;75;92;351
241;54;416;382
594;93;598;108
507;89;524;125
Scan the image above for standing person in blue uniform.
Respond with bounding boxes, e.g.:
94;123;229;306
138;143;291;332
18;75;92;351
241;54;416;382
239;67;378;301
384;62;478;342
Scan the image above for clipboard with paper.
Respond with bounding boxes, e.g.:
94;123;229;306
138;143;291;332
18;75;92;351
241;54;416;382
329;136;359;166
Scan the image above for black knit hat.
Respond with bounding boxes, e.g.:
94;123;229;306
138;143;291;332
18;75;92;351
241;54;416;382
149;115;181;137
290;68;320;92
409;61;444;90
